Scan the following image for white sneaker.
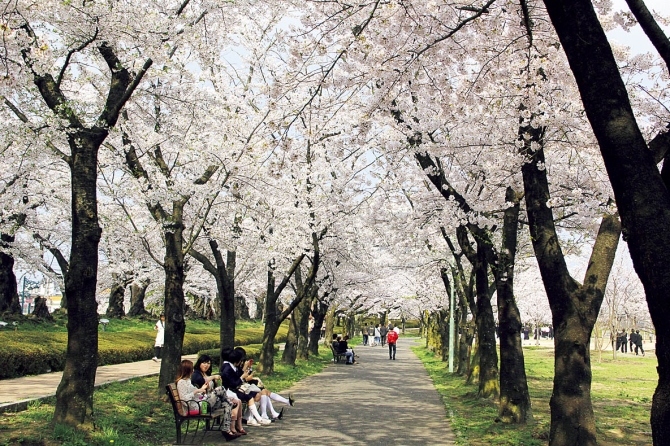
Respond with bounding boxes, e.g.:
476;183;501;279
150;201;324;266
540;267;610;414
152;357;158;362
246;418;260;426
259;418;272;425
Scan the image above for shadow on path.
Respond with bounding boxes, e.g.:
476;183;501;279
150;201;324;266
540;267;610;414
212;337;456;446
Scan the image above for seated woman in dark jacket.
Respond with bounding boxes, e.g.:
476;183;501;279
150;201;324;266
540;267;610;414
192;354;245;436
221;348;294;425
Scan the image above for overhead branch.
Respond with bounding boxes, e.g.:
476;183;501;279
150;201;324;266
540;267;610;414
57;27;99;88
411;0;497;60
97;43;153;127
193;165;219;185
33;233;69;276
624;0;670;73
1;95;72;164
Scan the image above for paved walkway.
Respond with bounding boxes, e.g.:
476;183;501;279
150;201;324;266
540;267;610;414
198;337;456;445
0;354;198;412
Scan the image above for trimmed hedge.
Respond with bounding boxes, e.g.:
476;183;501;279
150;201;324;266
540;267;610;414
0;325;288;380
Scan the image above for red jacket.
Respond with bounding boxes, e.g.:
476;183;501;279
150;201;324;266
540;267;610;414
387;331;399;344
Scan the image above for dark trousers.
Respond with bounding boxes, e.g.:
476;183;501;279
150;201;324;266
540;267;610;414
389;343;396;359
363;334;368;346
381;336;386;347
621;340;627;353
154;346;162;358
635;343;645;355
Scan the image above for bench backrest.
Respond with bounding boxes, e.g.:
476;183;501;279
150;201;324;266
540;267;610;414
166;383;188;417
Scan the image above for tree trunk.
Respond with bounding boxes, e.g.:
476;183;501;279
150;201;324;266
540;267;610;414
296;289;312;360
127;280;150;317
323;306;336;351
281;312;298;365
458;318;475;376
308;298;328;355
496;187;531;423
475;242;499;400
54;131;104;429
541;0;670;442
106;276;126;318
32;296;53;320
255;293;265;322
235;292;250;320
158;221;186;395
521;120;621;444
0;234;21;315
219;249;236;351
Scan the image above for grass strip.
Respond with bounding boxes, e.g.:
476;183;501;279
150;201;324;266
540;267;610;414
412;343;655;446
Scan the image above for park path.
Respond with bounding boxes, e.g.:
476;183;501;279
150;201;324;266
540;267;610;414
0;354;197;412
214;337;457;446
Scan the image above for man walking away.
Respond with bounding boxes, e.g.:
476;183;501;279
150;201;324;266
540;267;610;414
387;326;399;360
621;329;628;353
380;323;389;347
634;330;645;356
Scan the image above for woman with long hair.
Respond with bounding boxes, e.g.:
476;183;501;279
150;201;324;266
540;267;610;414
193;354;246;436
175;359;238;440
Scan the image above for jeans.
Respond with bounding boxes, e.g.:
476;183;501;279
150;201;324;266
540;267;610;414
389;343;396;359
345;351;354;364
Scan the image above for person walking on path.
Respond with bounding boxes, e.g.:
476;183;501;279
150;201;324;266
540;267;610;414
621;329;628;353
387;326;399;360
374;324;382;346
380;324;388;347
362;326;369;346
153;314;165;362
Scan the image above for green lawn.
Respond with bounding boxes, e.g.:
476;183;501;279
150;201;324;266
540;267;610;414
413;344;656;445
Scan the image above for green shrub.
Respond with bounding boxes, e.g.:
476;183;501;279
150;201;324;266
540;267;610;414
0;323;288;379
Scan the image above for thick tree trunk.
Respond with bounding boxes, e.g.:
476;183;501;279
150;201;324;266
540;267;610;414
127;280;150;317
106;277;126;318
522;123;621;444
308;298;328;355
54;133;104;429
475;243;499;400
541;0;670;442
259;268;280;373
496;187;531;423
158;224;186;395
0;234;21;315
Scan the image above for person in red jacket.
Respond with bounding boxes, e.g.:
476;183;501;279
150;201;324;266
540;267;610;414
387;326;399;360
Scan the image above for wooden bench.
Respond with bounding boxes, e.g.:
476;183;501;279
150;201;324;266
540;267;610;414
165;383;226;444
330;344;348;363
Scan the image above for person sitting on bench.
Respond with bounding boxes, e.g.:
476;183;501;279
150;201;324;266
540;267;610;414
332;334;355;364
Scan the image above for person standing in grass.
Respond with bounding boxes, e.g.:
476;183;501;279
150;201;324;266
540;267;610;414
634;330;645;356
387;325;398;360
153;313;165;362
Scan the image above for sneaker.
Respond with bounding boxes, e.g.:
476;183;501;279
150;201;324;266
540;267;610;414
259;418;272;425
246;418;260;426
152;357;158;362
